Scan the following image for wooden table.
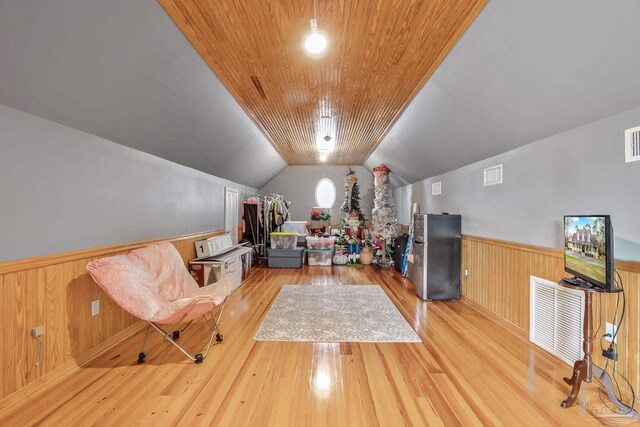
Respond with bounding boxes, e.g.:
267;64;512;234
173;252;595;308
557;280;633;412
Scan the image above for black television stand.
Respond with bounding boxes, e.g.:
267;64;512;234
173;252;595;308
557;280;637;418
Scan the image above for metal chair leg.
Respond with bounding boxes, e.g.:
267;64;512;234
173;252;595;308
148;322;199;361
204;299;226;338
139;299;228;364
137;324;151;364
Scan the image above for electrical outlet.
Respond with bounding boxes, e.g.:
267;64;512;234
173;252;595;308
605;322;617;343
91;299;100;317
31;325;45;337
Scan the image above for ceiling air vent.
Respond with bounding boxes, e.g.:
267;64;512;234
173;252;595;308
625;126;640;163
483;164;503;186
431;181;442;195
250;76;267;100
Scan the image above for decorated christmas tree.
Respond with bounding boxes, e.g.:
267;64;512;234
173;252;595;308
340;168;366;223
371;164;400;238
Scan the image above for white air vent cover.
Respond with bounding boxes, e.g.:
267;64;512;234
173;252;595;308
432;181;442;195
625;126;640;163
483;164;503;186
530;276;584;365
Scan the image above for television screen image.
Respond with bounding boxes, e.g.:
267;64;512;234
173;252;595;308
564;215;612;289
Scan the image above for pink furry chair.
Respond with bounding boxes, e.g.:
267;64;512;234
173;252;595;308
87;241;231;364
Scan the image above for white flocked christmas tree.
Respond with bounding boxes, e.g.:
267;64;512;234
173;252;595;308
371;164;400;238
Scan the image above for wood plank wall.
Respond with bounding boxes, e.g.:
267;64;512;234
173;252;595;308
461;235;640;394
0;229;229;401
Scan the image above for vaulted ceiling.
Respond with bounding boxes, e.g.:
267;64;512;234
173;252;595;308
3;1;640;188
0;0;286;189
159;0;487;165
366;0;640;183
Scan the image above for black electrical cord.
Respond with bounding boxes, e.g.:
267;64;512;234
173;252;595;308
596;359;615;413
593;295;603;341
613;360;636;416
594;270;636;416
608;270;625;348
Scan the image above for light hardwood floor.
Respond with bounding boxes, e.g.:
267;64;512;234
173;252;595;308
0;264;623;426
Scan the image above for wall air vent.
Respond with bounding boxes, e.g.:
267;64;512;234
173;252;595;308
625;126;640;163
483;164;502;186
529;276;584;365
431;181;442;195
250;76;267;100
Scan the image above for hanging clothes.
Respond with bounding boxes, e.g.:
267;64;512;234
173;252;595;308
244;193;291;256
242;203;259;245
243;196;262;226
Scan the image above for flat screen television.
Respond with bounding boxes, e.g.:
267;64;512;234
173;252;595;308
564;215;614;290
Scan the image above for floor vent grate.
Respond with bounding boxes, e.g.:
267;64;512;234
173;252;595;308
529;276;584;365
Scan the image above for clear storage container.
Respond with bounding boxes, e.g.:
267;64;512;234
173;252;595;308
270;232;297;249
306;236;335;250
282;221;308;235
334;244;349;255
307;249;333;266
282;221;309;247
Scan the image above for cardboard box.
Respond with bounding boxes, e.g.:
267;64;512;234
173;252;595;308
194;233;233;258
188;261;226;288
189;247;252;291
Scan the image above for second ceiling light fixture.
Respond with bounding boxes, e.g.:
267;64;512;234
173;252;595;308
304;0;327;55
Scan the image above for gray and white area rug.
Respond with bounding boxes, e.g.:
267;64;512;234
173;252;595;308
254;285;421;342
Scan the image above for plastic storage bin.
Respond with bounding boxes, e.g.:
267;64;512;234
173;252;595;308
307;249;333;266
282;221;309;247
270;232;297;249
267;248;305;268
306;236;335;250
334;244;348;255
282;221;308;235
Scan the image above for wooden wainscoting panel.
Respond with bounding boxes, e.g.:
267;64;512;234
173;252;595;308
0;274;3;394
0;265;618;425
461;234;640;393
0;229;220;275
0;229;224;401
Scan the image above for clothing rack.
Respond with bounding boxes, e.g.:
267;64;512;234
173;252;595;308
243;193;290;258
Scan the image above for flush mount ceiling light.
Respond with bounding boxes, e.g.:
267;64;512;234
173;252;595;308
317;135;334;153
304;0;327;55
319;153;329;162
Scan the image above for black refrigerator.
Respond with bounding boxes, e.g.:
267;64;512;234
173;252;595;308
408;213;461;300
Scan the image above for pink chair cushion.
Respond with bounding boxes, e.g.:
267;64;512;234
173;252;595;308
87;242;230;324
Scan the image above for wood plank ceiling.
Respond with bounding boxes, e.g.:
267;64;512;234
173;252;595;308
158;0;487;165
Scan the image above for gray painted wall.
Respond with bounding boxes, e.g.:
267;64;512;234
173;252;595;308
260;166;375;222
367;0;640;183
0;0;286;188
0;104;256;262
394;105;640;261
392;186;412;226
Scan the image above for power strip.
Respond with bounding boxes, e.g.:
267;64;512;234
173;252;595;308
602;349;618;361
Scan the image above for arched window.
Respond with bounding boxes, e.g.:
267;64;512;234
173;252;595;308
315;178;336;208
